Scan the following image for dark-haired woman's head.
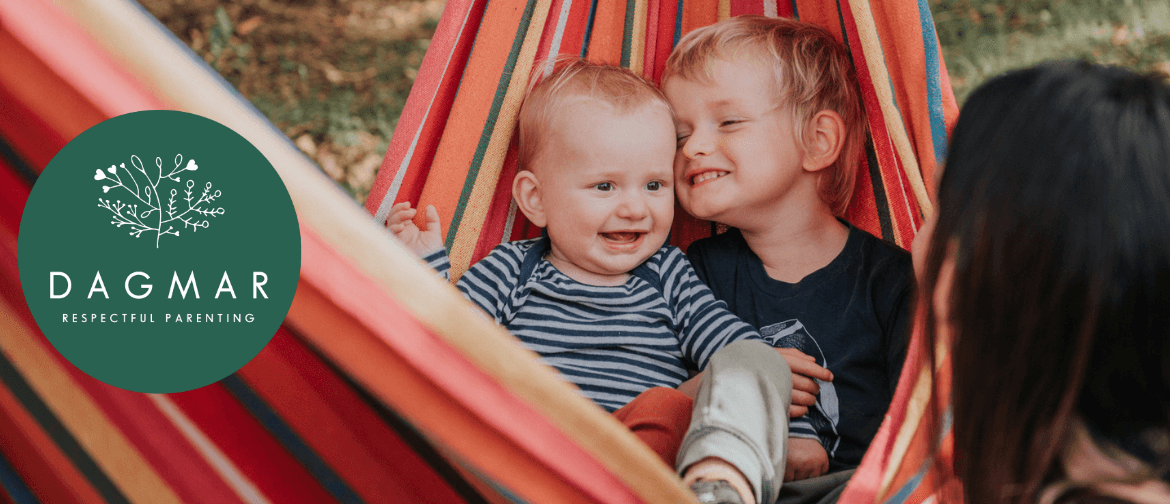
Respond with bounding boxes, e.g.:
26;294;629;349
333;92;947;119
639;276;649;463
919;61;1170;504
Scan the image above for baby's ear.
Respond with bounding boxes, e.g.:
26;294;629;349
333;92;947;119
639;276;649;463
802;110;846;173
512;170;547;227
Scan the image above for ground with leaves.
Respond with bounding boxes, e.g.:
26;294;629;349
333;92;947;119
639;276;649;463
139;0;1170;204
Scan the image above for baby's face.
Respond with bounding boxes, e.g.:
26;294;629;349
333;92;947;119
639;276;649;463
664;57;808;228
535;100;676;285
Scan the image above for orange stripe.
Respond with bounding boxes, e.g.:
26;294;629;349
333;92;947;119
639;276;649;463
449;0;553;280
793;0;844;40
237;331;464;503
866;0;934;184
417;0;533;247
680;0;716;38
0;27;101;171
0;379;103;504
287;280;594;504
586;0;627;64
0;302;183;504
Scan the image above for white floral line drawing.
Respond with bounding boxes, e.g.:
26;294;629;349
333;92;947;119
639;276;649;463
94;154;225;248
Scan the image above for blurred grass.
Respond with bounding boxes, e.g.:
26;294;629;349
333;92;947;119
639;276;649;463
141;0;440;204
138;0;1170;204
931;0;1170;104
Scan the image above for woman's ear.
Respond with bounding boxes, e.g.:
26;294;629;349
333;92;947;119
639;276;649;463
801;110;846;173
512;170;547;227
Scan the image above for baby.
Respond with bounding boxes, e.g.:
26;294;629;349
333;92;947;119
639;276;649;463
387;59;763;412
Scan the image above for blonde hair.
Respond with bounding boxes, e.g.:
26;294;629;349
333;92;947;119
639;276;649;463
665;15;866;216
517;58;672;172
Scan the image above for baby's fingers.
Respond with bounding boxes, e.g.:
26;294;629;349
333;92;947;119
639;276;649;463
387;207;418;226
423;205;441;232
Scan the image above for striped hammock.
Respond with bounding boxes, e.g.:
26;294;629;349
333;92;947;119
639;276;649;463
0;0;959;502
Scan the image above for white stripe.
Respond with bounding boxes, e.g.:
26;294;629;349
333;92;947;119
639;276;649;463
764;0;777;18
501;199;519;244
148;394;272;504
375;1;483;223
543;0;576;77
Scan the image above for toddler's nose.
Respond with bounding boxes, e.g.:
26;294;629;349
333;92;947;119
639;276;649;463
681;128;714;159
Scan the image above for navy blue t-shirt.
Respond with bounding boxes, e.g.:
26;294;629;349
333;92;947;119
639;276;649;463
687;225;913;472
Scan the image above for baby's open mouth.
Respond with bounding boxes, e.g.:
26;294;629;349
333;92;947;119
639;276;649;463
691;171;728;185
601;232;643;244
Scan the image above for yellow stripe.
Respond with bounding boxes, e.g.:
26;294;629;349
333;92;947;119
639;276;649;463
629;0;649;74
878;366;932;496
718;0;731;21
842;0;933;219
0;300;184;504
448;0;555;279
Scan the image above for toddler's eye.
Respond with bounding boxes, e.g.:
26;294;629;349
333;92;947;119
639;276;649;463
594;182;614;191
676;133;691;147
720;119;743;127
646;181;663;191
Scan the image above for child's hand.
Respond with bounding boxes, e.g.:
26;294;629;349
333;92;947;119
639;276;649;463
386;202;444;257
784;437;829;482
773;348;833;417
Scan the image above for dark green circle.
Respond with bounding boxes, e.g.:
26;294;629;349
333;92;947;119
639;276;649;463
19;110;300;393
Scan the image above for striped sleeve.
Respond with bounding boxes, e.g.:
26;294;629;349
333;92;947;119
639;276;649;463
454;241;528;324
789;417;819;440
656;247;761;371
423;248;452;280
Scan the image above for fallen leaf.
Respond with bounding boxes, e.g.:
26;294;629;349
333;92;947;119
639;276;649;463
238;16;263;36
295;134;317;157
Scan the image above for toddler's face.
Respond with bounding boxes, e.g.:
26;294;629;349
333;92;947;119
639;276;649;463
535;100;676;285
664;57;808;228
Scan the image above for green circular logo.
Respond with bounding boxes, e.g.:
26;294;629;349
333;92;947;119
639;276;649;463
18;110;300;393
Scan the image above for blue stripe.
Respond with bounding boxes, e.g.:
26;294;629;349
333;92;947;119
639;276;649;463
581;0;601;57
918;0;949;165
221;375;366;504
885;467;927;504
673;0;683;46
0;450;38;504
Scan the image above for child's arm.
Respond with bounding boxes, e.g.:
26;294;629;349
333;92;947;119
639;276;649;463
785;437;829;482
385;202;444;257
663;248;763;373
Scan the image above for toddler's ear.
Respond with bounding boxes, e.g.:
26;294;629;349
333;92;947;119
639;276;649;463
512;170;548;227
801;110;846;173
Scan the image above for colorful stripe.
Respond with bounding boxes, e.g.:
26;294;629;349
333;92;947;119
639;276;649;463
2;0;961;502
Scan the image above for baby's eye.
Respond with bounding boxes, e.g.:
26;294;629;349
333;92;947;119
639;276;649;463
594;182;614;191
646;181;663;191
719;119;743;127
675;133;691;146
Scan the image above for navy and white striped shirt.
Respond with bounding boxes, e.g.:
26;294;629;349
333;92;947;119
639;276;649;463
426;238;760;412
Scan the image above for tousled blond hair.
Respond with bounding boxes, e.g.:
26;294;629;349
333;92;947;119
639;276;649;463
665;15;866;216
517;58;671;172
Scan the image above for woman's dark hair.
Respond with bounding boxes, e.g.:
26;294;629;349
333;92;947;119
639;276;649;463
920;60;1170;504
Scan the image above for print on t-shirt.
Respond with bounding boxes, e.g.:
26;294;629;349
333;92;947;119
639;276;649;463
760;319;840;457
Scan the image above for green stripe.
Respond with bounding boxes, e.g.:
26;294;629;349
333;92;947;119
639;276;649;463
446;0;542;250
620;0;635;67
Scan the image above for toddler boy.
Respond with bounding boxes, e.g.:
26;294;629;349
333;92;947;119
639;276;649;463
663;16;913;504
387;59;764;413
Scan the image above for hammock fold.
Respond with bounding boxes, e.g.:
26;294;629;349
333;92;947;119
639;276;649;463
0;0;693;502
366;0;961;501
0;0;961;500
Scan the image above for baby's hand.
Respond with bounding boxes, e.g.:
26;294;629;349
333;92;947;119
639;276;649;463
784;437;829;482
386;202;444;257
773;348;833;417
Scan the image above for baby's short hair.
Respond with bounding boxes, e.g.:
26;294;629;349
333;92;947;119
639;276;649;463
665;16;866;216
517;59;671;172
